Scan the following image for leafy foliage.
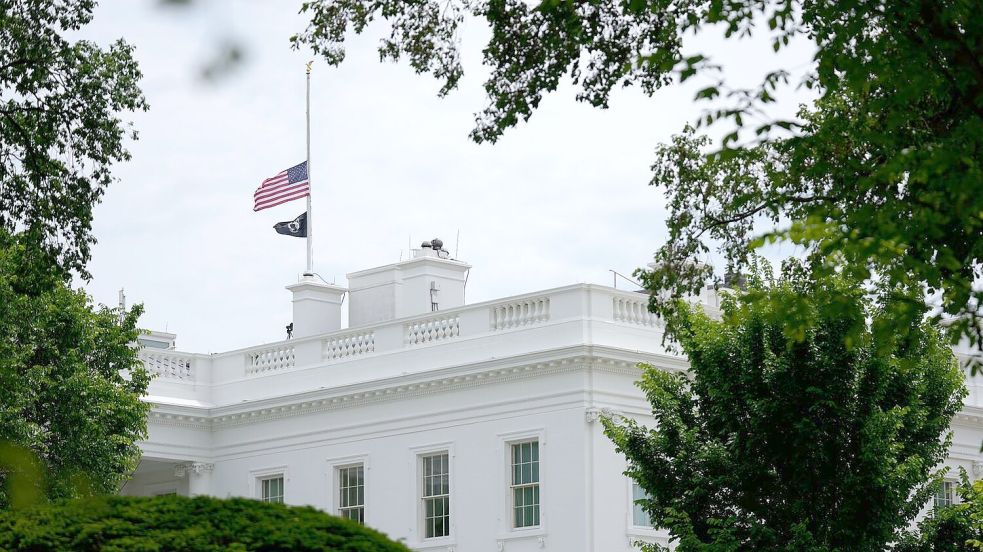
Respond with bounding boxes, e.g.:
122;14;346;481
0;231;151;508
292;0;983;350
604;263;966;551
895;470;981;552
0;0;147;275
0;494;411;551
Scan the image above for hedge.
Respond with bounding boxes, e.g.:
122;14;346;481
0;495;410;551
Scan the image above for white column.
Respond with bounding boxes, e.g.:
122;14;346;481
175;462;214;497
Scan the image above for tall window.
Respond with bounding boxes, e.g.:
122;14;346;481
934;480;955;510
338;464;365;523
260;476;284;504
510;440;540;528
632;481;653;528
421;453;450;538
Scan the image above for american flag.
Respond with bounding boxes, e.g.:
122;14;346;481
253;161;310;212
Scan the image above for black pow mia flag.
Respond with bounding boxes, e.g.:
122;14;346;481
273;212;307;238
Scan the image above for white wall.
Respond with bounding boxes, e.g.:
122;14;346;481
128;282;983;551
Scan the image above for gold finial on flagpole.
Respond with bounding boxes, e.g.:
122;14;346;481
305;60;314;75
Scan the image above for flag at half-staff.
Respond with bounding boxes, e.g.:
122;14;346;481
273;212;307;238
253;161;310;212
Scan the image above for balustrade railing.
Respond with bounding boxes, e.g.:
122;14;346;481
491;297;551;330
246;345;295;375
323;330;375;360
140;350;195;381
405;314;460;346
613;295;661;327
147;286;681;390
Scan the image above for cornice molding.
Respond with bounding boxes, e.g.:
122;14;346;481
147;349;671;430
148;411;211;430
210;358;584;428
952;406;983;429
148;352;983;439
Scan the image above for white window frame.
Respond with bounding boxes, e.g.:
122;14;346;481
260;475;285;504
630;480;654;529
625;477;670;546
934;479;957;510
326;454;369;525
249;465;288;504
410;442;455;545
497;428;546;541
510;440;541;529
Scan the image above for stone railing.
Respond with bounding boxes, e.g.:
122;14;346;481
491;296;551;331
246;345;295;375
150;284;685;396
140;349;196;382
612;294;661;327
323;330;375;360
405;314;460;346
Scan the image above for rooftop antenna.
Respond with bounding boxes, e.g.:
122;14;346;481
455;229;460;259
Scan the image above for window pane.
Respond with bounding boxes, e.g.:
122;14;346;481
510;441;540;529
421;453;450;538
260;476;284;504
338;464;365;523
632;482;653;527
934;480;955;510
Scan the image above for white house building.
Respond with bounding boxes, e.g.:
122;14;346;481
122;241;983;551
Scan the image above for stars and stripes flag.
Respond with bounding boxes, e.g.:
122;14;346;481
253;161;310;212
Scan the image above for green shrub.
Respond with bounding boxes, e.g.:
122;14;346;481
0;495;410;551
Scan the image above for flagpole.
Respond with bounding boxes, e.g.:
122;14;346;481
304;61;314;277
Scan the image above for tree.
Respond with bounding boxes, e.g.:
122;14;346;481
603;262;966;551
292;0;983;349
1;0;147;275
0;0;152;506
895;470;981;552
0;232;151;508
0;495;411;551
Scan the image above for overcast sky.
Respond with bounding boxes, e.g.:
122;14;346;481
79;1;816;353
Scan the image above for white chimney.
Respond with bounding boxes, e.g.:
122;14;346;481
347;238;470;327
286;278;348;338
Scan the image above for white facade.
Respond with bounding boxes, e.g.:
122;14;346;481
125;247;983;551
